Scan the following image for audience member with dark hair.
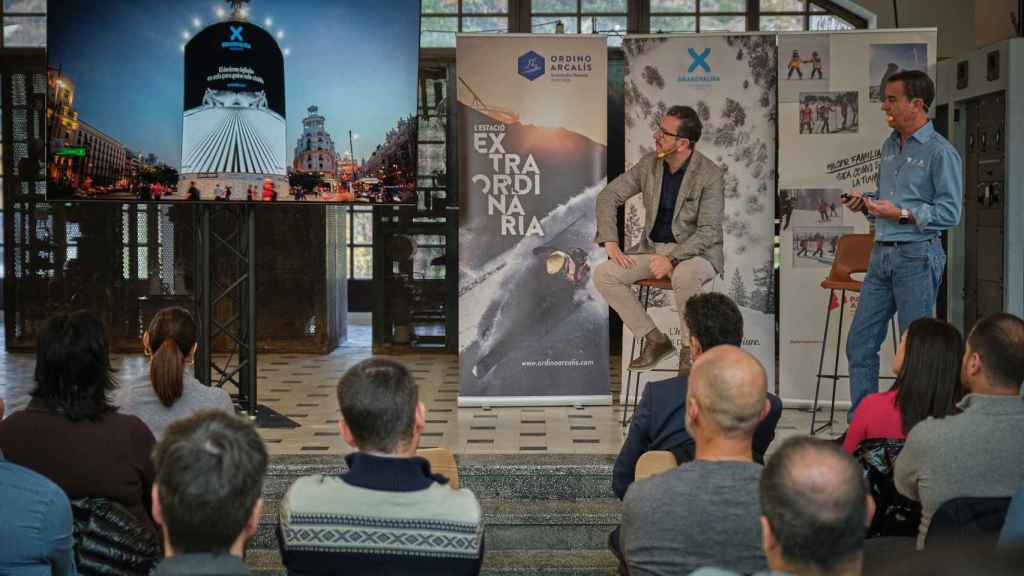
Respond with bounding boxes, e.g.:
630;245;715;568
896;312;1024;548
692;437;873;576
278;359;484;575
843;317;964;454
117;307;234;439
621;346;771;576
0;310;158;534
613;292;782;498
758;437;872;576
151;410;268;576
0;455;77;575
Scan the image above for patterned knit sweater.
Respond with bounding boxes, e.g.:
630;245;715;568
278;452;484;575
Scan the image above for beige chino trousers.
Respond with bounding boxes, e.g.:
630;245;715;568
593;243;716;342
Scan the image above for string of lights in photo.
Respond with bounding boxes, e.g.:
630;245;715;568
179;3;291;57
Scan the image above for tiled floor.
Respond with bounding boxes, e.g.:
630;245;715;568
0;314;846;456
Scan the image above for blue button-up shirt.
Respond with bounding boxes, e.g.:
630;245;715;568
869;121;962;242
0;455;77;575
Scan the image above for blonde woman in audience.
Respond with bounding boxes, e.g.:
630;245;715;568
0;310;158;534
843;317;964;454
117;307;234;440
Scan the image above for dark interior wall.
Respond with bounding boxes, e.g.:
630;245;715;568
6;200;344;353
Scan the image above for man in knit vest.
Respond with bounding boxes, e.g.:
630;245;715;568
277;359;484;575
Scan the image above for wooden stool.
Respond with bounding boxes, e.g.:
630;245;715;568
811;234;898;435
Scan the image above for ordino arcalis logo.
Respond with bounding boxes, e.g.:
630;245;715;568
518;50;545;81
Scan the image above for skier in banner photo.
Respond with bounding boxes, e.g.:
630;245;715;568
779;190;794;231
594;105;724;374
807;51;823;79
470;239;598;383
796;237;809;257
818;101;833;134
812;236;825;258
787;50;804;79
799;104;814;134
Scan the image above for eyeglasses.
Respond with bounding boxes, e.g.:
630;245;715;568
655;127;685;140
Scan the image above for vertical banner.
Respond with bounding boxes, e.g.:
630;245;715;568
621;35;778;396
457;35;610;405
180;19;288;198
778;30;937;405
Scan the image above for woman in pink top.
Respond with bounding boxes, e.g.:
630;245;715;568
843;318;964;454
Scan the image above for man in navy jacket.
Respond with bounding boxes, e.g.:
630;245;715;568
613;292;783;499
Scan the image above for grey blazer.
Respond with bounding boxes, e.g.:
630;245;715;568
595;150;725;274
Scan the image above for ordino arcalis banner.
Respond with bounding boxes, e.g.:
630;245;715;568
456;35;609;406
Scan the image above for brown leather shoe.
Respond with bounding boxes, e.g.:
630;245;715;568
629;331;674;370
677;346;692;376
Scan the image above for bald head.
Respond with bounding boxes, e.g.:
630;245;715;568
688;345;767;438
760;437;868;572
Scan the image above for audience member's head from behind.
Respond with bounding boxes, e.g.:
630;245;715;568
336;359;425;456
32;310;117;421
151;410;268;558
760;437;873;576
144;307;199;408
961;313;1024;395
685;345;767;460
683;292;744;359
891;317;964;434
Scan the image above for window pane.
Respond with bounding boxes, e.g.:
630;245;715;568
418;114;446;142
810;14;854;30
651;0;696;11
352;212;373;244
3;16;45;47
700;0;746;12
4;0;46;12
650;15;697;32
532;17;579;33
463;0;508;13
418;143;446;185
421;16;458;47
414;247;446;279
136;211;148;244
760;15;804;31
462;16;509;33
533;0;577;11
760;0;805;11
421;0;458;13
581;15;626;46
353;247;373;279
810;2;827;11
582;0;628;12
700;15;746;31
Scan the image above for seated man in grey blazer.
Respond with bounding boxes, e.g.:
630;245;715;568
594;105;724;372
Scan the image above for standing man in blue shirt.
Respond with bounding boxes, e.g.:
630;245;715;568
842;70;962;419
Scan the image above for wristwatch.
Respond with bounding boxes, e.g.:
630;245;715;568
898;208;910;225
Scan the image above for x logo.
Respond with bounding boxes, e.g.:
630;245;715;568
687;48;711;74
229;26;244;42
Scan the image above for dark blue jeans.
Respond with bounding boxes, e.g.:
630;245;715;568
846;237;945;420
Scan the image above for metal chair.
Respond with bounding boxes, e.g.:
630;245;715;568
622;277;678;427
811;234;898;435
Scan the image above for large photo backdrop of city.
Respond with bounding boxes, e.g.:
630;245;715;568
47;0;420;203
